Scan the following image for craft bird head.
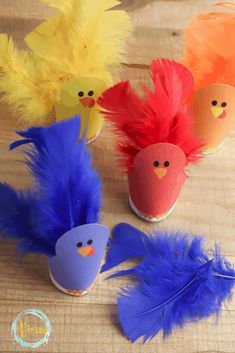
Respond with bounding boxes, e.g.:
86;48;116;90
134;143;187;184
98;59;202;174
58;76;108;110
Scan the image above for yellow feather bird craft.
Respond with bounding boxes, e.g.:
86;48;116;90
0;0;132;142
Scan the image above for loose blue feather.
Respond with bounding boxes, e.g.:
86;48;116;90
101;223;150;273
103;223;235;342
0;116;102;256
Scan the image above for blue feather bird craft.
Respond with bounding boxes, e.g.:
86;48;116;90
0;117;109;296
101;223;235;342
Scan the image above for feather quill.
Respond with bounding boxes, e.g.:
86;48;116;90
98;59;202;172
102;223;235;342
0;116;102;256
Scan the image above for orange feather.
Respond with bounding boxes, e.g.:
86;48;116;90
181;3;235;92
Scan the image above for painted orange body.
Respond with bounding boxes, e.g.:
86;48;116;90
191;84;235;152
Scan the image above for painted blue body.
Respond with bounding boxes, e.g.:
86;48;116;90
49;224;109;291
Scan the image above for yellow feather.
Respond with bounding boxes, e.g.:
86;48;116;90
0;0;132;125
40;0;72;12
0;34;54;124
26;0;132;69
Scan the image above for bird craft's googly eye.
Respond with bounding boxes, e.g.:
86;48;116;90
164;161;170;167
87;239;93;245
88;90;94;97
211;100;217;106
221;102;227;108
153;161;159;167
77;242;83;248
78;91;84;97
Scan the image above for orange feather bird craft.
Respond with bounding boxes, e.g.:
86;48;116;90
0;0;132;143
98;59;202;222
181;2;235;153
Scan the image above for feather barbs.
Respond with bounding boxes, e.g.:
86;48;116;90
215;2;235;10
181;5;235;92
102;223;235;343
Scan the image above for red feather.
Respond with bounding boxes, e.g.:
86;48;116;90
98;59;202;172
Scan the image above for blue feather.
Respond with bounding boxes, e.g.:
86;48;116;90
0;116;102;256
101;223;150;273
0;183;55;255
103;224;235;342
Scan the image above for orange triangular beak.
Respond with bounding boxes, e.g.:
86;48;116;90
79;97;96;108
78;246;95;257
154;167;167;180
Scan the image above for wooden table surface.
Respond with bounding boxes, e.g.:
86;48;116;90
0;1;235;352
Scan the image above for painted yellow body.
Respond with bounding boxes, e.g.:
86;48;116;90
55;76;108;143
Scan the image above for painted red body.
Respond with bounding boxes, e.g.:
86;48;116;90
128;143;187;218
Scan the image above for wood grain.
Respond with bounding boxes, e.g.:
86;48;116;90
0;1;235;352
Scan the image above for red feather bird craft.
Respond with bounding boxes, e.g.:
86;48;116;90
98;59;202;222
